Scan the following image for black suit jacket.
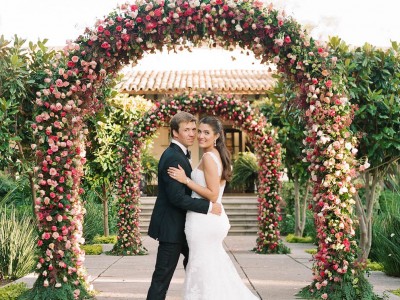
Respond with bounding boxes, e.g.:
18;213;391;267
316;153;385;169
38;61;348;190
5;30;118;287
148;143;209;243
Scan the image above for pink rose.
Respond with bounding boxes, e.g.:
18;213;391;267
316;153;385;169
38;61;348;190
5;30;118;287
49;168;57;176
56;79;64;87
42;232;51;240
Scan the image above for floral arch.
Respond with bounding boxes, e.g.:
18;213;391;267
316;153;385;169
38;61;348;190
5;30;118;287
111;92;283;257
27;0;375;299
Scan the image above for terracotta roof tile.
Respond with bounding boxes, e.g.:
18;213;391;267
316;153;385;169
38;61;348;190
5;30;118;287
117;69;275;95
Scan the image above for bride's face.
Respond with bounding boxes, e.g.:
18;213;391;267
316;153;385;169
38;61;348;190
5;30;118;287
197;123;218;149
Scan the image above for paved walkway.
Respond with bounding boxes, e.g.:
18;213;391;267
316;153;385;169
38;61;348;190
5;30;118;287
18;236;399;299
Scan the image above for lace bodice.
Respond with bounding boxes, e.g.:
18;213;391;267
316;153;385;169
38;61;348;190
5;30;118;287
191;152;225;203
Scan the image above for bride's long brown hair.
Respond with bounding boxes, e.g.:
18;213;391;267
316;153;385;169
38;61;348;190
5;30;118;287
200;116;232;181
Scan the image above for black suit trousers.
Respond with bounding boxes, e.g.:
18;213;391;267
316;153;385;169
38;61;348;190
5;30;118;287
146;241;189;300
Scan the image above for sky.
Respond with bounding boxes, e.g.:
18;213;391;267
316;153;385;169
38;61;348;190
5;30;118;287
1;0;399;70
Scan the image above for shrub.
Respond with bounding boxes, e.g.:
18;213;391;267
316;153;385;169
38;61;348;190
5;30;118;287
286;234;313;243
0;206;37;280
303;211;317;241
82;244;103;255
392;288;400;296
0;282;29;300
305;248;317;255
82;200;104;244
0;173;31;208
230;152;259;193
92;235;117;244
366;260;384;272
280;214;295;235
279;181;316;240
371;190;400;276
280;211;316;241
141;150;159;196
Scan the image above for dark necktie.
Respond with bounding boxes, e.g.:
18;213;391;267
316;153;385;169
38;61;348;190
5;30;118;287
186;150;191;160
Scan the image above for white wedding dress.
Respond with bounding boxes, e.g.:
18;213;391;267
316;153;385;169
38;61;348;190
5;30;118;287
184;152;259;300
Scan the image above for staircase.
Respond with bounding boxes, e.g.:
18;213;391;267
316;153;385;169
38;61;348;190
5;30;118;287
139;195;259;236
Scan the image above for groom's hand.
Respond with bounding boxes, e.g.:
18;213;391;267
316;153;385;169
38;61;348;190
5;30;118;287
210;203;222;216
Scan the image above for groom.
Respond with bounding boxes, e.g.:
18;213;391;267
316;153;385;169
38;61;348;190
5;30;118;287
147;111;221;300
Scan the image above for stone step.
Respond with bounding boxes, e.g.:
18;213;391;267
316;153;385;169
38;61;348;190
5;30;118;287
139;196;258;204
139;225;258;235
139;213;259;220
140;230;258;236
138;195;259;235
140;196;258;210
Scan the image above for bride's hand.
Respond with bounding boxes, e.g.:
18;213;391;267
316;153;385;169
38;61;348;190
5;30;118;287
167;165;187;184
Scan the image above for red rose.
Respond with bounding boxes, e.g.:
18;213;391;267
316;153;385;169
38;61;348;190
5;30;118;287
122;34;130;42
97;26;104;32
154;8;162;17
325;80;332;88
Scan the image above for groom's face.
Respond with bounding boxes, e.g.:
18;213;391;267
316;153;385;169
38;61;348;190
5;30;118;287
174;121;197;148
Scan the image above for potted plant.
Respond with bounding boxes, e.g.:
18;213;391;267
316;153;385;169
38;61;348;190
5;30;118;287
230;152;259;193
140;151;159;196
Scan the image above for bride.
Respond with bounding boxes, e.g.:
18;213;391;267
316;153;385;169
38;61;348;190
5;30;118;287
168;116;259;300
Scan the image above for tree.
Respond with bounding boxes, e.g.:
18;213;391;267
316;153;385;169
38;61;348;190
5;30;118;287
0;35;58;214
84;93;153;236
255;79;311;237
330;37;400;260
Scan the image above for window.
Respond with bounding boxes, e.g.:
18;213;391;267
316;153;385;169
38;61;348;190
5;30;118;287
224;128;242;158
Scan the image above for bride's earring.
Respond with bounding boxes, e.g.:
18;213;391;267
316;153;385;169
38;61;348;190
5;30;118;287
214;139;217;147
